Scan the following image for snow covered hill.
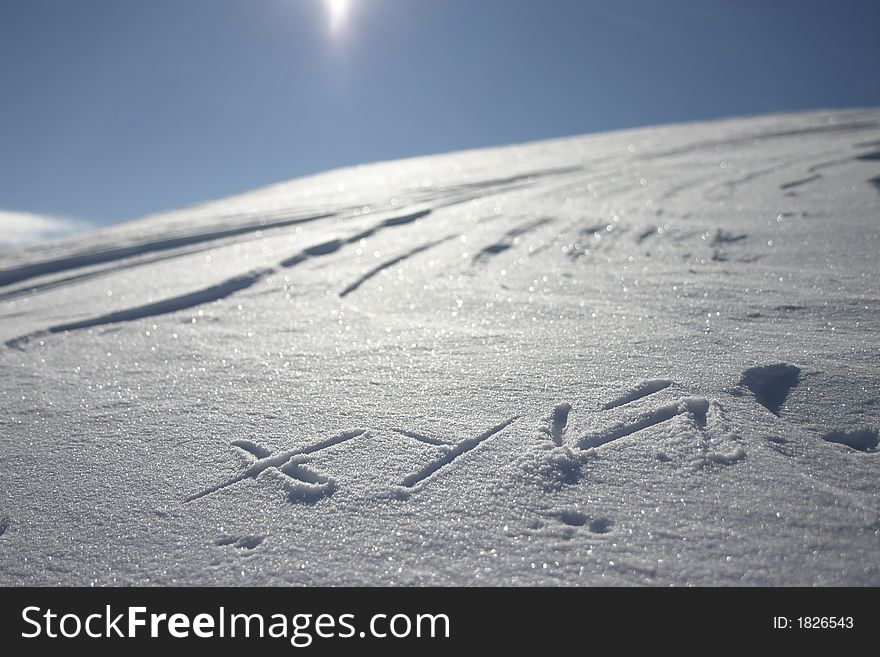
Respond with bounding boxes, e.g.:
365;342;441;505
1;109;878;585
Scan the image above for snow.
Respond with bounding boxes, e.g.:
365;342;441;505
0;210;88;252
0;109;878;585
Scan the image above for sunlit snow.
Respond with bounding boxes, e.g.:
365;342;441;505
0;109;878;585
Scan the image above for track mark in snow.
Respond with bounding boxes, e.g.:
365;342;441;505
0;245;213;303
579;398;709;449
711;229;750;261
588;518;614;534
780;174;822;190
0;516;9;536
738;363;801;416
280;209;432;268
636;226;658;243
0;212;333;289
855;150;880;161
419;166;585;212
712;230;747;245
473;218;552;265
565;222;623;259
185;429;366;502
552;510;614;535
821;428;878;452
6;268;273;348
705;163;786;200
642;118;880;160
216;535;264;550
340;235;454;297
280;240;344;267
566;223;605;258
390;427;450;446
540;402;572;447
601;380;673;410
5;268;274;349
557;510;587;527
688;401;746;470
302;239;345;257
869;175;880;193
277;458;338;503
436;166;583;197
232;439;273;460
374;209;432;230
764;436;795;457
398;416;520;490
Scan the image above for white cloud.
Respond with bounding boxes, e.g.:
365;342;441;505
0;210;90;251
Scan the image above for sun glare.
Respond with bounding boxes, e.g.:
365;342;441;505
324;0;352;35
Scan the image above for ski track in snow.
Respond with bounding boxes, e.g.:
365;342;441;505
1;109;879;585
280;209;432;268
5;209;435;347
5;268;275;349
780;174;822;190
340;235;455;298
472;218;554;265
0;211;335;289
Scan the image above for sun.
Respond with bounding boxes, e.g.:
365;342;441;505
324;0;352;35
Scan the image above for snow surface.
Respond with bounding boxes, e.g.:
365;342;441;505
1;109;879;585
0;210;88;252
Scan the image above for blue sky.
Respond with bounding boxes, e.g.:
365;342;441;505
1;0;879;228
